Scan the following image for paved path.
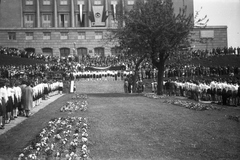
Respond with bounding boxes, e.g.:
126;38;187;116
77;79;124;93
0;92;64;136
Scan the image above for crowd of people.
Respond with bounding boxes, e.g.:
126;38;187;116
1;45;240;130
157;78;240;106
0;78;62;129
0;47;58;62
191;46;240;58
164;64;240;78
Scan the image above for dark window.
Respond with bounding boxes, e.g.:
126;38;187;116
8;32;16;40
94;47;104;57
60;48;70;57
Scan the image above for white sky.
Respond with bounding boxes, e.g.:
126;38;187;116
194;0;240;48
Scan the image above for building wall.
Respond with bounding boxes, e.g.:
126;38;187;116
172;0;194;17
192;26;228;51
0;0;22;28
0;28;111;56
0;0;227;57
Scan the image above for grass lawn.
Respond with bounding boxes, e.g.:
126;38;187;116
0;80;239;160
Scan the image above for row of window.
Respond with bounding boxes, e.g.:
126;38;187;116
25;0;135;6
8;32;103;40
23;13;119;28
24;14;84;28
26;47;120;57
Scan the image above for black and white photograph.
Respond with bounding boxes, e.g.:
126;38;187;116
0;0;240;159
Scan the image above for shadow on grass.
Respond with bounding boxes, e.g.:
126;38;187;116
86;93;144;97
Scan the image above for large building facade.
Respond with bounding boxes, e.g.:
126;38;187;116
0;0;227;57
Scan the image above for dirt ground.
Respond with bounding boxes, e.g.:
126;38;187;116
0;80;239;160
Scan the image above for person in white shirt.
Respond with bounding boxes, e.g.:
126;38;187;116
0;80;7;129
5;81;14;123
13;81;21;118
58;80;63;94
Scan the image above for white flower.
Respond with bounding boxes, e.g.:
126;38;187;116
18;153;24;158
65;154;70;158
82;137;88;143
82;144;87;150
56;151;60;157
28;154;37;159
82;132;88;137
82;123;87;128
82;128;87;133
35;143;41;147
54;134;61;140
67;125;72;129
51;144;54;150
73;133;79;138
78;117;82;121
70;152;75;156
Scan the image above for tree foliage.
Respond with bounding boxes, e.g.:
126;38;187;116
109;0;206;94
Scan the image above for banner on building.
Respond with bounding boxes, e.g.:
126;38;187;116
78;1;84;23
111;1;117;20
92;6;105;26
85;65;126;71
88;1;108;27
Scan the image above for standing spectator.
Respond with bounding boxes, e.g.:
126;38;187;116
5;81;14;124
124;77;129;93
237;47;240;56
19;81;27;116
0;80;7;129
22;81;33;117
128;74;133;93
165;80;171;96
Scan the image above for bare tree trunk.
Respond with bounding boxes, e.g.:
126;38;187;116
132;69;138;93
132;56;146;93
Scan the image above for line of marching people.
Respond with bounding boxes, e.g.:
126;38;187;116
151;79;240;106
0;78;63;129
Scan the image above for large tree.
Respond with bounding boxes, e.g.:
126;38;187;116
110;0;202;95
107;9;150;93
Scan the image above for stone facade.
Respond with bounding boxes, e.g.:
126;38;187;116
191;26;228;51
0;0;227;57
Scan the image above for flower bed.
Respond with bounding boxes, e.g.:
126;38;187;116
60;100;88;112
72;94;88;100
226;115;240;122
163;100;222;111
144;93;167;99
18;117;89;160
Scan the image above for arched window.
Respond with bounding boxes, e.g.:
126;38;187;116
111;47;121;56
25;48;35;53
77;47;87;60
94;47;104;57
42;48;53;56
60;48;70;57
9;48;18;51
77;47;87;56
